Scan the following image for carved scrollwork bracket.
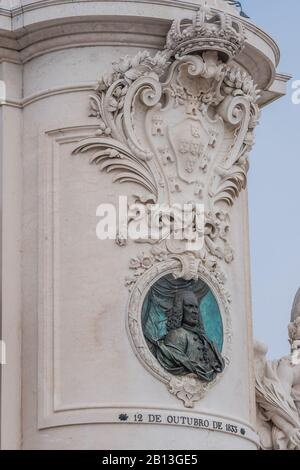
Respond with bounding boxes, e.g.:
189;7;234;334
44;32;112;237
73;5;260;280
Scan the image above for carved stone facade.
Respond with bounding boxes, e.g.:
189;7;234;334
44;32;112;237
76;7;259;258
71;4;262;409
0;0;289;450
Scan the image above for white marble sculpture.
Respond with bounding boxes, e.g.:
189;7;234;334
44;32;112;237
255;289;300;450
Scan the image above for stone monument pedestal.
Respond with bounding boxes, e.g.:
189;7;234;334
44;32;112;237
0;0;289;450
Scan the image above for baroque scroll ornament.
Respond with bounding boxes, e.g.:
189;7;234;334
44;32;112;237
74;5;260;276
73;4;254;405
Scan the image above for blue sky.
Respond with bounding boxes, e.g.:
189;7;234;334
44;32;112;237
241;0;300;358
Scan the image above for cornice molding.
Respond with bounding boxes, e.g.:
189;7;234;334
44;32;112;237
0;1;287;103
2;1;239;17
0;82;95;108
0;1;280;63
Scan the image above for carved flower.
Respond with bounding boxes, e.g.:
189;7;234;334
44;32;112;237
129;254;154;270
129;258;142;269
140;256;153;269
169;375;208;408
181;375;201;395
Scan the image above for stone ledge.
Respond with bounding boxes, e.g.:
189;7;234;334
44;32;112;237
0;1;289;105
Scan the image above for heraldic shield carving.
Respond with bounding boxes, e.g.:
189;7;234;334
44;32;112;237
73;5;260;405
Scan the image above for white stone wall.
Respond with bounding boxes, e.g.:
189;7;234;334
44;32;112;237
0;0;288;450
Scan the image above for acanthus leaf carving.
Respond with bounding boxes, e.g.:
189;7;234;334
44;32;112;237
74;138;158;197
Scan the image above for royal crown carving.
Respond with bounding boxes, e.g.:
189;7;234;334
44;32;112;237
165;4;245;62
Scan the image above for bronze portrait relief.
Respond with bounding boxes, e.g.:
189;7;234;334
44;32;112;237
142;275;225;383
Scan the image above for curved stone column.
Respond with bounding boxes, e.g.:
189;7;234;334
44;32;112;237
0;0;289;449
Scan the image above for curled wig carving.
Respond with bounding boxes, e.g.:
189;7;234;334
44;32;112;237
166;292;185;332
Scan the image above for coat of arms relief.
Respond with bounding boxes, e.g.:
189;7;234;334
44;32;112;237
74;5;260;406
